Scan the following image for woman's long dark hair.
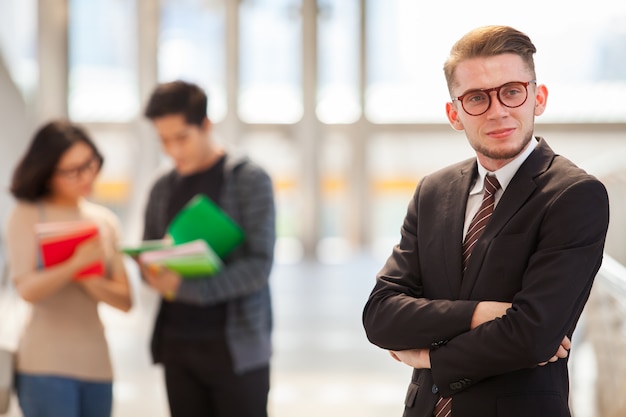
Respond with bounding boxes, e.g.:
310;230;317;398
10;120;104;202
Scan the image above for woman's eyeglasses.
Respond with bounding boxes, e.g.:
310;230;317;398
55;155;102;180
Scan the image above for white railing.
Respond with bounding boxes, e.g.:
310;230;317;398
571;253;626;417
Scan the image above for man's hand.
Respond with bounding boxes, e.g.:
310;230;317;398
538;336;571;366
141;263;182;300
389;301;511;370
389;349;431;369
71;236;106;275
473;302;571;366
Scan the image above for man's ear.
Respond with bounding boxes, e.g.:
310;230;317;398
446;102;464;131
534;84;548;116
202;117;212;130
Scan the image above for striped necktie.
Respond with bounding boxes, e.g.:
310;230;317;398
434;175;501;417
462;174;501;273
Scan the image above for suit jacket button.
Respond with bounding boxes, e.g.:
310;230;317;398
431;384;439;394
431;340;448;348
450;382;462;390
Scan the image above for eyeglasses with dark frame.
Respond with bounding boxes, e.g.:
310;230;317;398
452;80;537;116
55;155;103;180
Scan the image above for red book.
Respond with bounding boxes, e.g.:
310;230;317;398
35;220;105;280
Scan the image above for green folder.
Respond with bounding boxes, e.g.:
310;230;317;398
119;239;172;257
167;194;245;259
157;254;222;278
139;239;223;278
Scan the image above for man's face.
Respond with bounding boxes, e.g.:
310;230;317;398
152;114;212;175
445;53;548;171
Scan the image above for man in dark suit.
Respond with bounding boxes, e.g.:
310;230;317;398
362;25;610;417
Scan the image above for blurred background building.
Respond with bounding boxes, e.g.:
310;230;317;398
0;0;625;416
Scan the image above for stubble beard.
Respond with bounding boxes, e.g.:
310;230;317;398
473;131;534;162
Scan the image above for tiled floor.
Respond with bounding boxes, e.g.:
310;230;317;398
102;254;409;417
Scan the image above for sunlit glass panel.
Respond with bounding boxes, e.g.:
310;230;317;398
366;0;626;123
68;0;138;122
365;0;448;123
239;0;302;124
159;0;226;122
0;0;37;100
317;0;360;124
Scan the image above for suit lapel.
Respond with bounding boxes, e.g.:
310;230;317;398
460;138;554;299
442;161;476;298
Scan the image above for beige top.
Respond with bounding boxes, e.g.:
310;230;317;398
4;199;121;381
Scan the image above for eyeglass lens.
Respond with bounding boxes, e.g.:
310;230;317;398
461;82;530;116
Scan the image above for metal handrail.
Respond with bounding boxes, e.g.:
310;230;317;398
571;252;626;417
596;253;626;307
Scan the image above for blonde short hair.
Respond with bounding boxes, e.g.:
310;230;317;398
443;25;537;94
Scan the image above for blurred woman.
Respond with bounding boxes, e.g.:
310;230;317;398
3;120;132;417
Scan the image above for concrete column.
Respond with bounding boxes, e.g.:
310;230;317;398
219;0;240;147
36;0;68;122
125;0;161;241
353;0;370;250
299;0;321;258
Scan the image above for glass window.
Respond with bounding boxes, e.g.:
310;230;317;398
317;133;355;262
0;0;37;100
366;0;626;123
90;129;135;219
239;0;302;124
68;0;138;122
367;132;475;256
534;7;626;122
317;0;360;124
365;0;445;123
159;0;226;122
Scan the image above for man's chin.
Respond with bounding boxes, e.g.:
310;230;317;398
479;138;531;161
175;163;191;175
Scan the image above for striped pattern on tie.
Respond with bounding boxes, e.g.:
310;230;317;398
462;174;501;272
434;396;452;417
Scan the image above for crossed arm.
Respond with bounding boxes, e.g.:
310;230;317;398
389;301;571;369
363;175;608;396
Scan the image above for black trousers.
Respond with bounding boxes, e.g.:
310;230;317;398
161;338;269;417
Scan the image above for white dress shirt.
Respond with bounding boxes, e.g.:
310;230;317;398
463;137;538;240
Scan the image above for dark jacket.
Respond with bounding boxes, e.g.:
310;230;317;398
363;138;609;417
143;153;276;374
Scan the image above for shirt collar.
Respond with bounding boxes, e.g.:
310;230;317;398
469;136;538;195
